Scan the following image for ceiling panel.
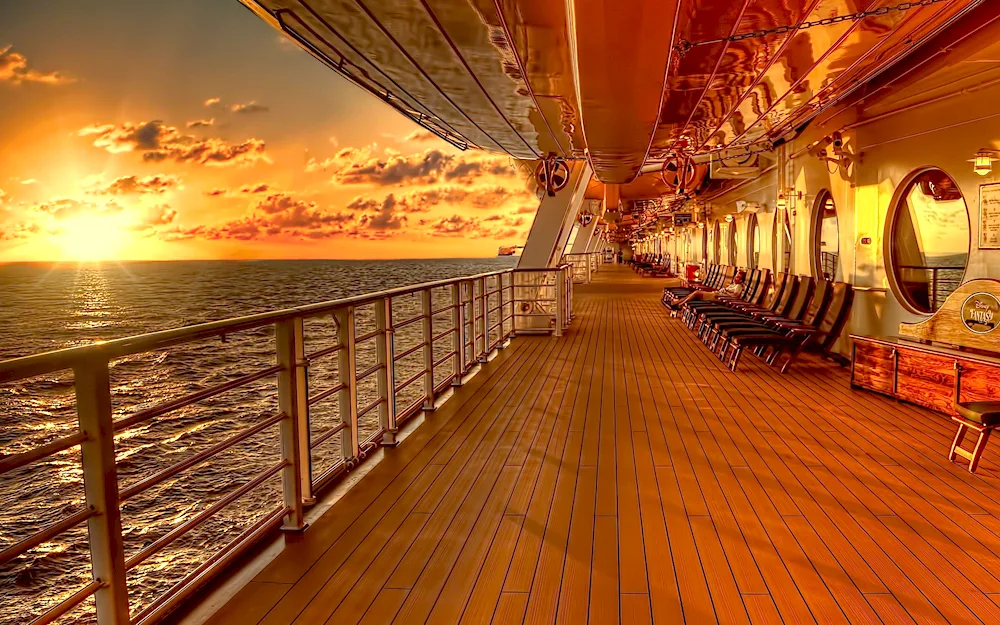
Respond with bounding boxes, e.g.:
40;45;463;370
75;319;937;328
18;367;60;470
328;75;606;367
241;0;985;186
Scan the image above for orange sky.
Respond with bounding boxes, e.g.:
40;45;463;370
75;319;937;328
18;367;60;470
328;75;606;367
0;1;538;262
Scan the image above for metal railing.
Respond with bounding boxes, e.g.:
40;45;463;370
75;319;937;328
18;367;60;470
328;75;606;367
513;265;572;336
0;266;574;625
562;252;604;284
897;265;966;311
819;251;839;281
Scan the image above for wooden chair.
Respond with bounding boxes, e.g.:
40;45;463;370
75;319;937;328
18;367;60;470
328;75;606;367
950;362;1000;473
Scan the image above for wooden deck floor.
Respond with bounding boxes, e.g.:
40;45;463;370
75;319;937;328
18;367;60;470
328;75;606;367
204;267;1000;625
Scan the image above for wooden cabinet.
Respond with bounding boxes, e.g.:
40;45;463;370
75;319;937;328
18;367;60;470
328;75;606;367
851;340;895;396
851;335;1000;416
895;350;954;414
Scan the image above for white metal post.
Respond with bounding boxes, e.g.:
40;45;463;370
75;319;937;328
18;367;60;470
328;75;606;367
451;283;463;386
75;360;130;625
477;277;488;362
376;297;398;446
555;272;565;337
276;319;307;530
335;308;360;462
421;290;435;411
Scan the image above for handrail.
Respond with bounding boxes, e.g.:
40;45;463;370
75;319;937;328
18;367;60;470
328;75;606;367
0;264;572;624
0;268;511;383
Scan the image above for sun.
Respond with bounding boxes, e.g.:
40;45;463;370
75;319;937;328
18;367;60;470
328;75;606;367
56;215;129;261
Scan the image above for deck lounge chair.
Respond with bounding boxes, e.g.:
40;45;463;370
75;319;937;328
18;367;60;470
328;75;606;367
719;281;853;373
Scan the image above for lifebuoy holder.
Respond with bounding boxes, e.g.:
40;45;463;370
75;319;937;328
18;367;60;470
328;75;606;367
535;156;570;197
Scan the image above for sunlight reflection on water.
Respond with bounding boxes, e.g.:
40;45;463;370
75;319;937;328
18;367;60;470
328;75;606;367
0;257;514;624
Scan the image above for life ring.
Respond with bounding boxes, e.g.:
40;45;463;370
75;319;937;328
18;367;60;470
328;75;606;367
535;157;570;197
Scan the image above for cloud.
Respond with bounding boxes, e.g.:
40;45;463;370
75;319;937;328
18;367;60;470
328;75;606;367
20;179;37;185
305;144;377;173
204;97;223;108
186;118;215;128
240;183;272;194
357;194;406;231
0;222;40;241
164;192;354;241
231;101;269;114
87;174;181;196
403;129;439;143
0;45;73;85
79;120;270;167
420;214;526;240
344;185;533;215
203;183;273;197
514;204;537;214
337;149;452;186
32;197;124;221
128;205;178;235
328;148;517;186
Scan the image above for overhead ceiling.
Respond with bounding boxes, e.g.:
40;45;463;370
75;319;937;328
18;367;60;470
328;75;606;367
240;0;986;184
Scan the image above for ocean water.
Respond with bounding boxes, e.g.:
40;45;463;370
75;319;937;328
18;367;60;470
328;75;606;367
0;258;516;624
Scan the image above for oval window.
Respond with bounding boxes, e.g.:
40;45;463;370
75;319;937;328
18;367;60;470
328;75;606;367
887;167;970;313
812;190;841;280
773;209;792;272
701;224;708;264
728;221;737;265
713;221;721;264
748;213;761;269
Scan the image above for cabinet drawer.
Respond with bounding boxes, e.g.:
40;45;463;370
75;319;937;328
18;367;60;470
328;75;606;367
852;341;895;396
896;351;954;414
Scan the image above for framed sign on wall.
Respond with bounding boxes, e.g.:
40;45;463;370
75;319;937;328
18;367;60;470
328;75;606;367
979;182;1000;249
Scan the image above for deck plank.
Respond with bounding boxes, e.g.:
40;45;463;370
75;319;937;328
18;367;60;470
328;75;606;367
197;267;1000;625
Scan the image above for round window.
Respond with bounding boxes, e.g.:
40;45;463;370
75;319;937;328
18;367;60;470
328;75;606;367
728;221;737;265
747;213;760;269
812;190;841;280
773;209;792;272
713;221;721;264
886;167;970;313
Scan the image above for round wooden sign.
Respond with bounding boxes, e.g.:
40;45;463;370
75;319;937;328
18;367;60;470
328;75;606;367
961;292;1000;334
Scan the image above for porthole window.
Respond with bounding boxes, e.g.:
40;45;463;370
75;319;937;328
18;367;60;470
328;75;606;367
886;167;970;313
702;224;708;264
773;209;792;272
747;213;761;269
728;221;737;265
812;190;841;280
713;221;721;264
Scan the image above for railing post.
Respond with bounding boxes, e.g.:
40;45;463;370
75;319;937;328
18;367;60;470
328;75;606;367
586;255;592;283
478;277;488;362
931;268;939;310
421;290;435;411
375;297;398;446
567;268;574;323
554;272;564;337
451;283;464;386
276;318;308;530
335;307;360;463
75;359;130;625
504;272;514;342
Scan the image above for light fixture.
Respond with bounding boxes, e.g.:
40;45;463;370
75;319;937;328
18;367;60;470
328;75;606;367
776;193;787;211
971;149;999;176
697;222;705;229
725;214;734;223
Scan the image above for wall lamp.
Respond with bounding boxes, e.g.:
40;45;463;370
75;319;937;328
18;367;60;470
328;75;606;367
971;149;999;176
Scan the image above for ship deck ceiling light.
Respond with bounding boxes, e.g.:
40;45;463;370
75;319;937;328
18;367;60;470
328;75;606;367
971;149;1000;176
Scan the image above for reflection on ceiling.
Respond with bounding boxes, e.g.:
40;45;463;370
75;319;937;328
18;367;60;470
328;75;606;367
240;0;985;189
